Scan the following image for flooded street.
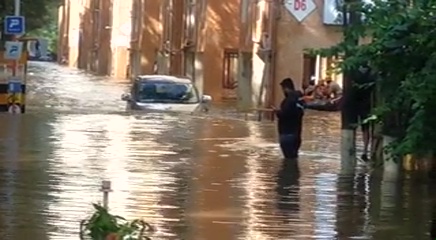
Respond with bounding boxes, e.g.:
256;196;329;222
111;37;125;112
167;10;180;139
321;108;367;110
0;62;433;239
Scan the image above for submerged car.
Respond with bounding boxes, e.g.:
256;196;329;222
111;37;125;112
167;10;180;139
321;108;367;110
121;75;212;113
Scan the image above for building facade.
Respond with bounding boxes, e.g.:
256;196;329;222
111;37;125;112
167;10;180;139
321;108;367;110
58;0;241;101
57;0;347;107
238;0;344;109
58;0;132;78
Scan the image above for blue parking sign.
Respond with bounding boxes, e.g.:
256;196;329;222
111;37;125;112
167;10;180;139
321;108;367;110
8;81;22;94
4;16;25;35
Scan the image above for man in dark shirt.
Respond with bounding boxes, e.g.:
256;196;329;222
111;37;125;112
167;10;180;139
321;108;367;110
274;78;304;159
353;64;375;162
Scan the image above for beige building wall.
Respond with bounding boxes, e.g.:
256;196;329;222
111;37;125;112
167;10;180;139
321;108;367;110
239;0;345;108
273;1;343;106
65;0;83;68
110;0;133;79
57;2;69;64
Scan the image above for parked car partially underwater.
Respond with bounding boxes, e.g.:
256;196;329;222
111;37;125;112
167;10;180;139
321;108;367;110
121;75;212;113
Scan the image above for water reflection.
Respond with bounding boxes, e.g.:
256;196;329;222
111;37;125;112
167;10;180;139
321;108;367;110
431;201;436;239
0;62;433;239
275;158;300;238
335;173;371;239
276;159;300;214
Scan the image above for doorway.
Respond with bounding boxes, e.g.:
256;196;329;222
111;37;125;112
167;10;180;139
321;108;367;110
302;54;316;88
222;49;239;100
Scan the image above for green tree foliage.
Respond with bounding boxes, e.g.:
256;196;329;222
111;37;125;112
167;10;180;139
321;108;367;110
314;0;436;159
25;2;59;52
0;0;58;40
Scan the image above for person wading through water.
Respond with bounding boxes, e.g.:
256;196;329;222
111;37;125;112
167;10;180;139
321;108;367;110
273;78;304;159
353;63;375;162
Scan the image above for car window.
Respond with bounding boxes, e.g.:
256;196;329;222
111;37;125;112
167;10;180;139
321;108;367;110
136;81;199;103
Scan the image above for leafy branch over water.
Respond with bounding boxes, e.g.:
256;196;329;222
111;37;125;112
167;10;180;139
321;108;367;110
80;203;153;240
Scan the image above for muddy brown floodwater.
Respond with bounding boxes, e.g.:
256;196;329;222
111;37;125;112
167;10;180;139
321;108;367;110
0;62;433;240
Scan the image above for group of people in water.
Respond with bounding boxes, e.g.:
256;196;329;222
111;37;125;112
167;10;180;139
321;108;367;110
302;77;343;105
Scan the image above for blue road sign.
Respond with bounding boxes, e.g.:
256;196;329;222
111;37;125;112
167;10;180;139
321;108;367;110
8;81;22;94
4;16;25;35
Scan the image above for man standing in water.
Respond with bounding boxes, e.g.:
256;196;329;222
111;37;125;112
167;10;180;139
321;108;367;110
354;64;375;162
273;78;304;159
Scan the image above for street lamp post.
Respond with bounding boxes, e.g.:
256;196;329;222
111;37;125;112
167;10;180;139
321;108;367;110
14;0;21;16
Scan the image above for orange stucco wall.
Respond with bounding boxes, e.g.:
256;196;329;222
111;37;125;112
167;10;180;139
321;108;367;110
58;0;115;76
202;1;240;100
137;0;162;74
58;0;241;99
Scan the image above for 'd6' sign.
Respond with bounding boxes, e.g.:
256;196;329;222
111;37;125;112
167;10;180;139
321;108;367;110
293;0;307;11
285;0;315;22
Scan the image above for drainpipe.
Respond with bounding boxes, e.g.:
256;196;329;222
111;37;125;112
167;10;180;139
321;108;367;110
168;0;174;55
159;0;173;74
266;0;278;120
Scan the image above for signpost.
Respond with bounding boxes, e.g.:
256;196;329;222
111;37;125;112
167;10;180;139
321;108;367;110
100;180;112;209
284;0;316;22
7;79;22;114
4;16;25;35
3;0;25;114
4;41;23;60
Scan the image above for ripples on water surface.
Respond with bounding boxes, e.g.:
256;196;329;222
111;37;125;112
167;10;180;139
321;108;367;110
0;62;433;239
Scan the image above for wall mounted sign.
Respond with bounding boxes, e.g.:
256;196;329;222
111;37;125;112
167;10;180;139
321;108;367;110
284;0;317;23
4;41;23;60
323;0;374;25
323;0;345;25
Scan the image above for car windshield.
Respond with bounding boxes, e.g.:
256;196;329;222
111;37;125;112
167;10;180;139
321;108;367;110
136;81;199;103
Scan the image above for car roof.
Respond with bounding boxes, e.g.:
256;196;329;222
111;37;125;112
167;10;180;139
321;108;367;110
135;75;192;84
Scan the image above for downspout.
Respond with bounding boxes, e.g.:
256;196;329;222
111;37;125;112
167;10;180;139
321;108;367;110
267;0;278;120
159;0;173;74
95;0;102;72
193;0;200;48
181;0;187;74
167;0;174;54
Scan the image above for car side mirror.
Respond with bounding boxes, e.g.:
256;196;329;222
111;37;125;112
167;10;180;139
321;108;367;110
121;93;131;101
201;95;212;103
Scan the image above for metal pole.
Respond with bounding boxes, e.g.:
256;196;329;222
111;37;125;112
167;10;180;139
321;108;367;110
9;0;22;114
340;0;358;172
12;0;21;77
100;180;112;209
15;0;21;16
